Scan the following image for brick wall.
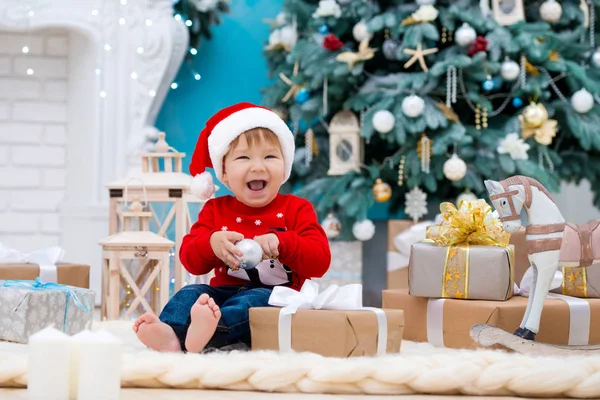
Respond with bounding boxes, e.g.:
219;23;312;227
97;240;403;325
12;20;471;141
0;30;69;252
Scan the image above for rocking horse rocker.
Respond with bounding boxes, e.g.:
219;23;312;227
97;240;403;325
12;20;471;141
470;175;600;355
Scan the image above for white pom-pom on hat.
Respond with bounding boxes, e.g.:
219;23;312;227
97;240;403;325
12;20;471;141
190;171;215;201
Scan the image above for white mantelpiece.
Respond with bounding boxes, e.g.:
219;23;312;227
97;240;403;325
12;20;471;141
0;0;188;303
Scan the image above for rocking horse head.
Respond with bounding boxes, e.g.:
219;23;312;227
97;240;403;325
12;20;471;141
484;175;554;233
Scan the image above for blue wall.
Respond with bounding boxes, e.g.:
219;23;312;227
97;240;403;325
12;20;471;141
155;0;283;197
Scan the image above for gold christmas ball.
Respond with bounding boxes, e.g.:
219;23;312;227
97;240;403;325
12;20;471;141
521;103;548;129
372;178;392;202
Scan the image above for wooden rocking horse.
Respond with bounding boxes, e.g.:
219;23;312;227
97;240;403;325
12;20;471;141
470;175;600;355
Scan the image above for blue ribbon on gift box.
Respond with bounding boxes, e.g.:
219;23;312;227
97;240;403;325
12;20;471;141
2;277;92;332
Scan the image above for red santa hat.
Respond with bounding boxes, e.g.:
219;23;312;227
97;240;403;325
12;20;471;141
189;102;295;200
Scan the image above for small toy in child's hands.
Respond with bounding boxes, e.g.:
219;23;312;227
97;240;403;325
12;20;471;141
234;239;263;269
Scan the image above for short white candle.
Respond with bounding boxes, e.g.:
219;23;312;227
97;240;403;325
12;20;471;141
74;330;122;400
28;326;72;400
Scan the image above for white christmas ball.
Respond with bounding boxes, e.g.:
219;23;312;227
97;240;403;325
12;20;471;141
456;190;478;207
592;50;600;68
372;110;395;133
234;239;263;269
416;0;436;4
540;0;562;23
500;59;520;81
455;22;476;47
443;153;467;181
401;94;425;118
571;88;594;114
352;219;375;241
321;213;342;239
352;21;371;42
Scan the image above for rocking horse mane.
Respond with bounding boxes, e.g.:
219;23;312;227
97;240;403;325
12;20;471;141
498;175;553;208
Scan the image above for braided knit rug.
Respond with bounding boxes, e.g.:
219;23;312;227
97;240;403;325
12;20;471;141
1;321;600;398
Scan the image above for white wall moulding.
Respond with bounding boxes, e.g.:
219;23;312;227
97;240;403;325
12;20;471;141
0;0;189;303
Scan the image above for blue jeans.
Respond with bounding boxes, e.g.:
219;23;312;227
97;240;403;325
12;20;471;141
159;284;273;352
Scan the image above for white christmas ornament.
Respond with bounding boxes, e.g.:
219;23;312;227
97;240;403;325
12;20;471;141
540;0;563;23
500;59;520;81
443;153;467;181
193;0;219;12
321;213;342;239
411;5;439;22
571;88;594;113
234;239;263;269
352;219;375;241
416;0;436;4
455;23;476;47
497;133;530;160
401;95;425;118
268;25;298;50
352;21;372;42
372;110;395;133
456;190;478;207
592;49;600;68
312;0;342;18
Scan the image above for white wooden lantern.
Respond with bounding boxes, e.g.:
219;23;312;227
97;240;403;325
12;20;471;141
99;228;174;320
106;133;216;291
327;110;364;175
490;0;525;26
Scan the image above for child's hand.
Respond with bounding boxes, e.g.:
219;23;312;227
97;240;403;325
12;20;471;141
210;231;244;268
254;233;280;259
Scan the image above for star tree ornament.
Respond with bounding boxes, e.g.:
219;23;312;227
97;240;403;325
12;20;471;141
403;43;438;72
540;0;562;23
401;94;425;118
352;219;375;241
372;110;395;133
405;186;428;223
571;88;594;114
443;153;467;181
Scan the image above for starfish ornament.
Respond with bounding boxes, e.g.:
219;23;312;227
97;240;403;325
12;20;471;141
403;43;438;72
278;62;303;102
336;39;377;70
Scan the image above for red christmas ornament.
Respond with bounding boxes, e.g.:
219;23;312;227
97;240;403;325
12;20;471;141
467;36;488;56
323;34;344;51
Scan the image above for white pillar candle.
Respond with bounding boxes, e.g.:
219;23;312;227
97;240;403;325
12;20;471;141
28;326;73;400
74;330;122;400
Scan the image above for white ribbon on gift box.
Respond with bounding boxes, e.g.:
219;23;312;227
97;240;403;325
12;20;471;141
0;243;64;283
268;280;388;355
425;267;591;347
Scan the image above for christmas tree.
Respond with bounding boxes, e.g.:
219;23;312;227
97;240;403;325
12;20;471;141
260;0;600;240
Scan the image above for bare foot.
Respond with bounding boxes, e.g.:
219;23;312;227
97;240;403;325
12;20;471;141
133;312;181;352
185;293;221;353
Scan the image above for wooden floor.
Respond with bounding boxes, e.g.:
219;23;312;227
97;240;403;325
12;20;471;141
0;389;572;399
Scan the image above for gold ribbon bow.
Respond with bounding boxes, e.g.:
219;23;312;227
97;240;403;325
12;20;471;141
426;200;510;247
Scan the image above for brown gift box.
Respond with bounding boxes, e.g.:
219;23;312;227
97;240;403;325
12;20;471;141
387;221;530;291
408;241;515;301
249;307;404;357
382;289;600;349
0;263;90;288
387;220;414;290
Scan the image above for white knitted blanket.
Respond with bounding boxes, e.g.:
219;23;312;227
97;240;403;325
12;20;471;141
1;321;599;398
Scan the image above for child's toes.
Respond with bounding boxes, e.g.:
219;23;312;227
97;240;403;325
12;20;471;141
198;293;210;305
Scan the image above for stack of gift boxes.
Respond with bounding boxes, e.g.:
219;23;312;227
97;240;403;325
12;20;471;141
383;201;600;349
